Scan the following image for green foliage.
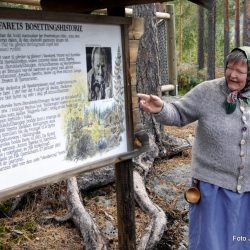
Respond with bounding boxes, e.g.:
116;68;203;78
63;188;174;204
174;0;240;67
62;78;88;135
62;77;96;160
177;64;206;95
91;119;101;142
174;0;199;63
16;219;37;234
0;225;6;238
0;219;37;248
0;201;12;214
0;224;8;249
76;133;95;158
172;0;244;94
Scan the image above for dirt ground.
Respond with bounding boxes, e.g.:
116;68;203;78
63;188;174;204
0;123;195;250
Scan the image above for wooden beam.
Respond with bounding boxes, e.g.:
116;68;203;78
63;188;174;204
0;0;40;6
115;160;136;250
1;0;215;11
161;84;175;92
189;0;215;10
40;0;167;13
97;8;170;19
166;4;178;95
0;7;131;25
108;7;136;250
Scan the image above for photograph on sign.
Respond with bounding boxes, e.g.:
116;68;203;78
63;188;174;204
86;47;113;101
0;17;128;195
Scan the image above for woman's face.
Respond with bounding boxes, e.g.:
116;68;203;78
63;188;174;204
225;60;248;91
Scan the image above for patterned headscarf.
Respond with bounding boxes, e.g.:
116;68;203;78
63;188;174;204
224;46;250;114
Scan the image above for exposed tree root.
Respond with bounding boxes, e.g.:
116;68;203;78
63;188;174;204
58;133;187;249
77;165;115;192
134;164;166;249
162;133;192;157
56;177;108;250
132;134;166;249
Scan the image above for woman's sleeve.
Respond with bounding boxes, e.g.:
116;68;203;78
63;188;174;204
153;82;206;127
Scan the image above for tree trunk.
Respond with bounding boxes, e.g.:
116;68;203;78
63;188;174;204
234;0;240;47
178;1;183;65
197;5;204;69
243;0;250;46
133;3;164;155
224;0;230;65
132;3;167;248
207;1;216;80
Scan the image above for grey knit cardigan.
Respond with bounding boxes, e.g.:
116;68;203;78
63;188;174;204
154;77;250;193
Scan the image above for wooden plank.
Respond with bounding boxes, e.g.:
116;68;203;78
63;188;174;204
189;0;215;9
132;95;139;109
132;108;141;128
128;17;144;40
130;63;137;86
97;8;169;20
131;86;139;109
115;160;136;250
1;0;215;11
40;0;214;13
113;8;136;250
0;7;132;25
161;84;175;92
129;40;140;64
166;4;177;95
0;0;40;6
131;85;137;97
40;0;167;13
122;25;134;151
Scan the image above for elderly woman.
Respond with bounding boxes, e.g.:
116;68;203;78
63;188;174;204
138;47;250;250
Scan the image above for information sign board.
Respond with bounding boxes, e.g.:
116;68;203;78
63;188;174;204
0;9;131;200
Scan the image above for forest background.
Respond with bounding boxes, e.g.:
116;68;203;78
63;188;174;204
173;0;248;95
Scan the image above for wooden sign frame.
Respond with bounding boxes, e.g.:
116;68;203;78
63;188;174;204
0;8;134;201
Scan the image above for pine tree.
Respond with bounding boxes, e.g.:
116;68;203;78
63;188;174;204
113;46;125;131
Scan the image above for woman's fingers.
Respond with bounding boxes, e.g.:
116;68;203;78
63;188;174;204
149;94;159;101
137;93;150;110
137;94;150;111
137;93;150;101
137;93;160;102
137;93;163;113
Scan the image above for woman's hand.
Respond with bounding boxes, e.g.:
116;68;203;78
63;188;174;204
137;93;164;113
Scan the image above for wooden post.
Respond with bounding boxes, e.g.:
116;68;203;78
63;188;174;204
115;160;136;250
166;4;178;96
107;7;136;250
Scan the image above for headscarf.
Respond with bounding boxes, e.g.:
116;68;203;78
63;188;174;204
224;46;250;114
